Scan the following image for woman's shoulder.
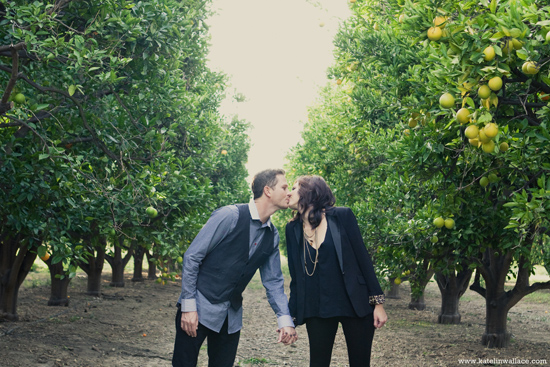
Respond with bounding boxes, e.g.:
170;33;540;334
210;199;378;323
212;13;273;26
285;218;300;229
326;206;354;217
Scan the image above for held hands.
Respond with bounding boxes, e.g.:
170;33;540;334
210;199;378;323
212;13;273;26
276;326;298;345
181;311;199;337
373;304;388;329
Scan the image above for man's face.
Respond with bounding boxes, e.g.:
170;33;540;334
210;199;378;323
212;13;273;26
270;174;290;210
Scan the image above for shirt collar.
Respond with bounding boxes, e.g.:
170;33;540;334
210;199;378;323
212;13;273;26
249;199;272;229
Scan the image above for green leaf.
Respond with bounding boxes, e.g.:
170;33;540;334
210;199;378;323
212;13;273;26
38;153;49;160
516;49;528;60
68;85;76;96
37;246;47;258
489;0;497;14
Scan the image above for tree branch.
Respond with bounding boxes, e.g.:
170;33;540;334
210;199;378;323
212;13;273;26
0;102;14;115
499;98;547;108
509;170;543;197
0;121;21;128
1;43;25;104
0;42;26;54
59;136;93;146
469;269;486;299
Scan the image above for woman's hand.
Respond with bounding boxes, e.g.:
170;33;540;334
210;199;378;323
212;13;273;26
276;326;298;345
373;304;387;329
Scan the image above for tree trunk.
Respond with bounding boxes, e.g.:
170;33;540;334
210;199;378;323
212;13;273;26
132;244;145;282
435;268;473;324
469;243;550;349
387;277;401;299
408;293;426;310
105;237;133;288
77;237;106;296
482;295;511;348
408;259;434;311
0;235;39;321
146;250;157;280
46;260;70;307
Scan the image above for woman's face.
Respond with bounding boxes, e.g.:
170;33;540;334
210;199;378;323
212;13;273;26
287;181;301;211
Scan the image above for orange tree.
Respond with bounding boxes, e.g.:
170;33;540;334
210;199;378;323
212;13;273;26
287;0;550;348
0;0;249;319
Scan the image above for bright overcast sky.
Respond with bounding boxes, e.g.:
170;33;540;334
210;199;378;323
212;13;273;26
206;0;351;182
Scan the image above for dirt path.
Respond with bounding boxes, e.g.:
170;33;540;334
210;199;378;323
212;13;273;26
1;271;549;367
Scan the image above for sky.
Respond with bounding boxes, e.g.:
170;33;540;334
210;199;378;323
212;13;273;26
206;0;351;182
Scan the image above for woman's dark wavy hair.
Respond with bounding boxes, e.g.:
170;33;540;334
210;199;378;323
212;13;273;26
292;175;335;229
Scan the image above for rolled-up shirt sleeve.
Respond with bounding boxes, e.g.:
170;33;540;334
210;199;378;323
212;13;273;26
180;205;238;312
259;230;295;329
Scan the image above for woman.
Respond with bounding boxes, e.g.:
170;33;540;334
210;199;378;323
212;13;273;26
285;175;387;367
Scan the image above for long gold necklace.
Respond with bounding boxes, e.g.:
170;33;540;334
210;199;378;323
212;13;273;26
303;223;318;276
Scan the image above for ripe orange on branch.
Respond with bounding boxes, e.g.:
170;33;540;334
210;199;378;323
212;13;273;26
433;16;448;28
456;108;471;124
444;218;455;229
439;93;455;108
428;27;443;41
433;216;445;228
488;77;503;91
464;125;479;139
482;140;495;154
484;123;498;139
478;85;491;99
483;46;495;62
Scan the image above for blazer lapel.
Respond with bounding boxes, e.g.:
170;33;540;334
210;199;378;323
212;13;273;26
327;215;344;274
293;222;305;274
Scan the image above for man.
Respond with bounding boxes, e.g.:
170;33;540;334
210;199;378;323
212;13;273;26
172;169;298;367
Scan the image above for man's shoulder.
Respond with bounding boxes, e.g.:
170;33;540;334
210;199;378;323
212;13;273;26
210;204;241;220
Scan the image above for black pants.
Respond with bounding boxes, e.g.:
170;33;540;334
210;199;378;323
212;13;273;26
305;314;375;367
172;309;240;367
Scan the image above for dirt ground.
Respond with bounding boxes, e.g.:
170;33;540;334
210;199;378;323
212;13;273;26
1;267;549;367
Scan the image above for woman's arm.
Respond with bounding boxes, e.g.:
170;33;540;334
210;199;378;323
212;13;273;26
285;223;298;318
340;207;385;298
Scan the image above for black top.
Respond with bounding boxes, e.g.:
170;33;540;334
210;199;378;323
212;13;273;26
303;225;357;319
286;207;385;325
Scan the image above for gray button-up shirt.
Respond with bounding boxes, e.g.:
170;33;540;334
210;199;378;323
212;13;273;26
177;200;294;334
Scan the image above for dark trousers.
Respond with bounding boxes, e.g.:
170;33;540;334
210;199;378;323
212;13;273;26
172;309;240;367
305;313;375;367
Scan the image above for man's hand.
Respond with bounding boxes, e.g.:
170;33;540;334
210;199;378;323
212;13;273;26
181;311;199;337
373;304;387;329
276;326;298;345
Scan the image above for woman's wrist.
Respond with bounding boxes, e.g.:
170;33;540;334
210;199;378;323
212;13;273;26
369;294;385;306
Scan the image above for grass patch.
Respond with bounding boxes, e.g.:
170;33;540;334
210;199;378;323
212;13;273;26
523;289;550;304
246;271;264;291
280;256;290;277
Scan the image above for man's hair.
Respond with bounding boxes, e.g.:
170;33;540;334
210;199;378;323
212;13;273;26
251;169;285;199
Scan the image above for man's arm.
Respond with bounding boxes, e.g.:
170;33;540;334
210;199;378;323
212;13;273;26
179;205;238;336
258;231;297;345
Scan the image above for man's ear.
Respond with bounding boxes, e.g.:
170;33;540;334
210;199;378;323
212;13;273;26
263;185;272;198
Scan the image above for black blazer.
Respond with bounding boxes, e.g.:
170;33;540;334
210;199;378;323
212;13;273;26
285;207;384;325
